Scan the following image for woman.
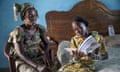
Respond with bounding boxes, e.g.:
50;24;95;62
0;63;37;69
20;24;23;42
6;3;52;72
57;16;108;72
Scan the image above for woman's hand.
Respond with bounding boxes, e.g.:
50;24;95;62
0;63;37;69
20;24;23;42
37;65;51;72
72;50;86;60
45;48;53;66
37;65;45;72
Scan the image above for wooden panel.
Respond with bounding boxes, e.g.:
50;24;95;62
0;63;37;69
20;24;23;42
46;0;120;43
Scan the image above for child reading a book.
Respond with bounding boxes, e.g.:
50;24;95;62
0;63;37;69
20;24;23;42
57;16;108;72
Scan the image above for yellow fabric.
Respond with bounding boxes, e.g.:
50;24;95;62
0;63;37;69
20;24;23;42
60;31;108;72
58;30;108;72
93;32;107;55
70;31;107;56
70;36;84;48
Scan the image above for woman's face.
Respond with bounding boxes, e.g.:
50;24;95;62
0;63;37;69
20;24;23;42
24;8;37;26
72;22;88;37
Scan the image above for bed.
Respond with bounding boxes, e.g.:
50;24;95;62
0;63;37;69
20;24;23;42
46;0;120;43
46;0;120;71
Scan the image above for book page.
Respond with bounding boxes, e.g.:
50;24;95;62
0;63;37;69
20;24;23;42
87;42;100;53
79;35;100;54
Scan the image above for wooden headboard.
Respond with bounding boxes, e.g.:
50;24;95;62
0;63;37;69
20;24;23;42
46;0;120;43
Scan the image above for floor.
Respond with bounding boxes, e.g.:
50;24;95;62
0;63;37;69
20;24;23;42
0;68;9;72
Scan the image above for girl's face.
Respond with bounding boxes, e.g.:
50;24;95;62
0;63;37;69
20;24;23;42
72;22;88;37
24;8;37;26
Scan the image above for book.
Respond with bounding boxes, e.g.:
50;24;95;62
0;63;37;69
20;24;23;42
64;35;100;55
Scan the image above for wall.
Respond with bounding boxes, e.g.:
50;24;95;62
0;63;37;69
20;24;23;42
0;0;120;68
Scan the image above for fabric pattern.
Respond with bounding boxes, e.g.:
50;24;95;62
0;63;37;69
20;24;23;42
58;31;108;72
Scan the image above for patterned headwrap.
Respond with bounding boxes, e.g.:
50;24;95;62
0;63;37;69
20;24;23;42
13;3;38;21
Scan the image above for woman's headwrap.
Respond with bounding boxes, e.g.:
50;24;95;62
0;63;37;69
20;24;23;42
13;3;38;21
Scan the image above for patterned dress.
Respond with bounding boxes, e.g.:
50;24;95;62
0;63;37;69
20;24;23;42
58;31;108;72
8;24;47;72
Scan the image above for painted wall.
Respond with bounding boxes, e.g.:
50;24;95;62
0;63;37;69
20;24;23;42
0;0;120;68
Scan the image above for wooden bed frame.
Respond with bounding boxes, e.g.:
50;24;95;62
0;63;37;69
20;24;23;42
46;0;120;44
46;0;120;63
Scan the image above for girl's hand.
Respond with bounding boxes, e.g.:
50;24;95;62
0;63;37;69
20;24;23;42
37;65;51;72
37;65;46;72
72;50;86;60
45;48;53;66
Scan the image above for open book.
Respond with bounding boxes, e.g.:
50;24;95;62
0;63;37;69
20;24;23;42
65;35;100;55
